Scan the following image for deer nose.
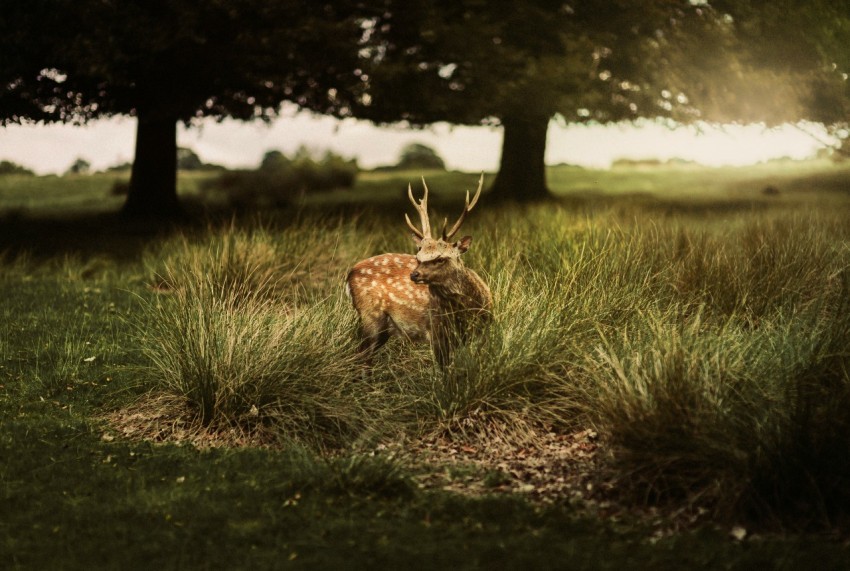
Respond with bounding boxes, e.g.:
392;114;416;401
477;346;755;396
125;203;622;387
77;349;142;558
410;271;420;282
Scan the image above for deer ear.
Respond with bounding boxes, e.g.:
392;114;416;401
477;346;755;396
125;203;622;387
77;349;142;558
455;235;472;253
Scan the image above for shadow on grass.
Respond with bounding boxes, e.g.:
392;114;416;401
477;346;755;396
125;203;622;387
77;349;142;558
0;209;181;262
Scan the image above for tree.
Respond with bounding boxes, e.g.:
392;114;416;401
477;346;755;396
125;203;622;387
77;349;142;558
0;1;364;218
396;143;446;170
356;1;717;201
0;160;35;176
66;158;91;176
356;1;845;201
260;150;289;171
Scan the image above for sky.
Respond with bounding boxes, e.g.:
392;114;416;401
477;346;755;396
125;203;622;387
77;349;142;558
0;104;832;175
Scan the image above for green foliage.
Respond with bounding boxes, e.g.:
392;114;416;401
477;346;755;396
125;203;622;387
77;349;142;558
0;1;367;216
358;1;712;127
0;160;34;175
708;1;850;126
0;2;365;125
202;147;358;208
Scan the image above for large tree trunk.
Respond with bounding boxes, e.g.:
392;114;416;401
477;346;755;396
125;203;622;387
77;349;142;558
490;113;551;202
121;110;182;219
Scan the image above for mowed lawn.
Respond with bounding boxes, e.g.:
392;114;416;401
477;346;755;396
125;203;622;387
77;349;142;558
2;161;850;568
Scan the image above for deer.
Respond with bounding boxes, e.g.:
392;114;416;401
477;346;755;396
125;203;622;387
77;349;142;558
346;174;492;367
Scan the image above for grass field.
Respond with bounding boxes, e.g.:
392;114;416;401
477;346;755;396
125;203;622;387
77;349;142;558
2;160;850;568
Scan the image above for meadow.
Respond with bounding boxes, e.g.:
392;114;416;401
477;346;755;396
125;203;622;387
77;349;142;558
2;160;850;568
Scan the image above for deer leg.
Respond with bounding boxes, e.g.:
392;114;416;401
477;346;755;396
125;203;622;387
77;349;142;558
358;327;391;357
357;312;391;365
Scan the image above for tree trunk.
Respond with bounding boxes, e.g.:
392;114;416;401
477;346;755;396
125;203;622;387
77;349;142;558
121;110;182;219
490;113;551;202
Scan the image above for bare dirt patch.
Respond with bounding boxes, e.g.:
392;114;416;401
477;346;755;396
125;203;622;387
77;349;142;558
101;395;712;536
104;396;606;504
399;429;602;503
102;393;278;448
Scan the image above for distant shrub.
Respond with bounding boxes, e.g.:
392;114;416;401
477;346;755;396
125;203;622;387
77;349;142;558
612;158;663;169
104;162;132;173
177;147;204;170
178;147;226;171
375;143;446;171
0;160;35;176
202;146;357;208
395;143;446;170
65;157;91;175
612;157;699;169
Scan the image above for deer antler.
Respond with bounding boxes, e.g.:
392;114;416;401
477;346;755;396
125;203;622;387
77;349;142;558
404;178;432;239
443;173;484;240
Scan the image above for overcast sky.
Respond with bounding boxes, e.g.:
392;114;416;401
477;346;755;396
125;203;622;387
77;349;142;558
0;104;830;175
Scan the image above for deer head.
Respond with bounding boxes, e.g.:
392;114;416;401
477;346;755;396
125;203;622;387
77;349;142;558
406;174;484;287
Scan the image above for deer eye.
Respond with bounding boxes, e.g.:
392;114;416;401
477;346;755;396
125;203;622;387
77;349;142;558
434;258;447;265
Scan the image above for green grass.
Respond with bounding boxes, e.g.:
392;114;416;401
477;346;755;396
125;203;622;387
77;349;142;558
2;161;850;567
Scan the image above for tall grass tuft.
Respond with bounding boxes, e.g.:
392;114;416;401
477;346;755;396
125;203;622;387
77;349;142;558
146;223;288;302
742;273;850;529
146;218;369;299
581;274;850;529
138;270;377;448
136;222;384;450
665;214;845;320
411;274;573;440
396;240;600;441
582;309;767;507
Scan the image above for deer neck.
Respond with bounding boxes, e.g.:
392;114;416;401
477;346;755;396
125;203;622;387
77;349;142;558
428;267;482;310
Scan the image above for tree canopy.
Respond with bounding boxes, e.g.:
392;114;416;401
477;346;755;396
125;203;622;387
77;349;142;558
705;1;850;128
0;0;365;217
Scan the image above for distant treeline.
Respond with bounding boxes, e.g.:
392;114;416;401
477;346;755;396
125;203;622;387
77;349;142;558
0;160;35;175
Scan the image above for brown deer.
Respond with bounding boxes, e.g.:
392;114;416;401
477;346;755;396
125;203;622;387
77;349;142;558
347;175;492;367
